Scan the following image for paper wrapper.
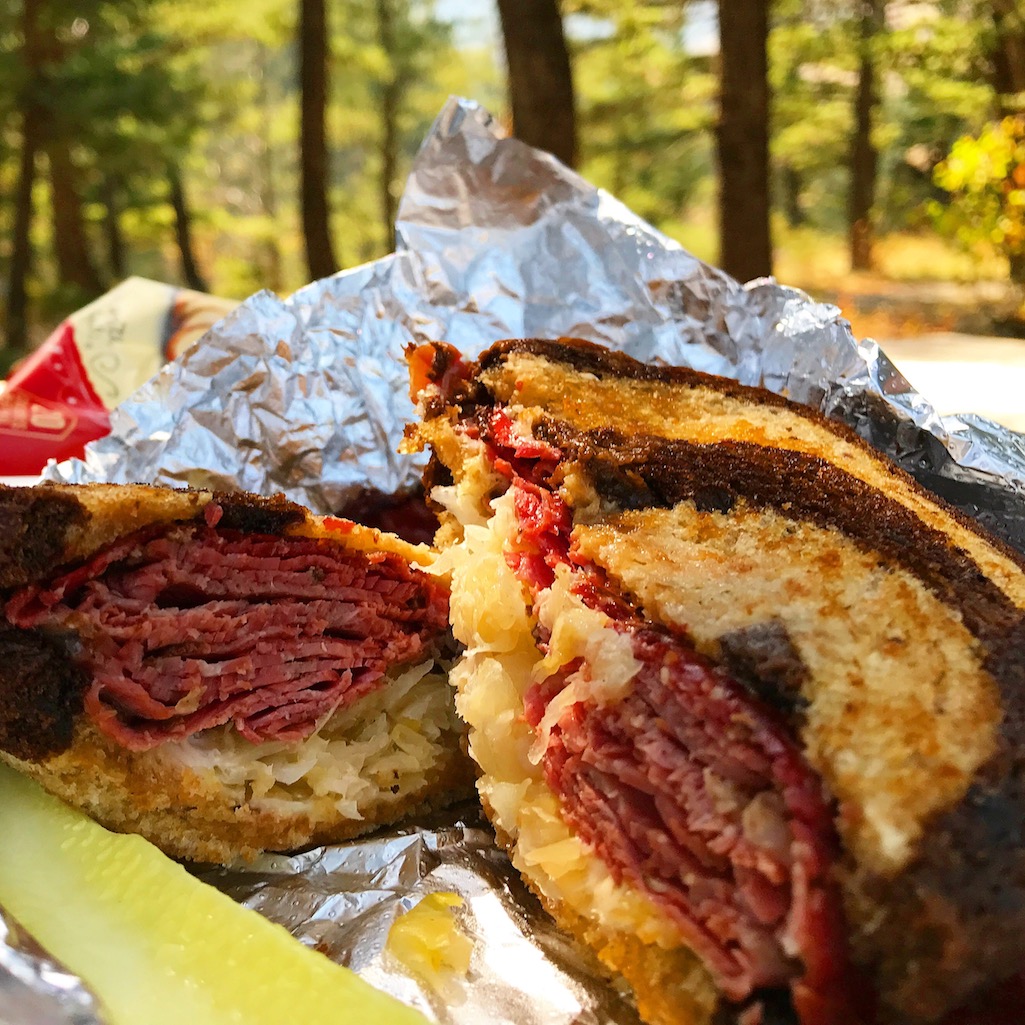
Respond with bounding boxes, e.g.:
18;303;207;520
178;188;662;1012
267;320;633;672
7;97;1025;1023
0;278;237;476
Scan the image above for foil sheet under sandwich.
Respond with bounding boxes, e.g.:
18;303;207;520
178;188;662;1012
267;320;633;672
7;96;1025;1023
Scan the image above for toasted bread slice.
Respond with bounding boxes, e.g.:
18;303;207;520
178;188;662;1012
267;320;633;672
409;337;1025;1025
0;483;472;864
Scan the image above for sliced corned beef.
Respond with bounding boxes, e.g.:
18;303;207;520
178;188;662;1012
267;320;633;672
485;409;860;1025
5;525;448;751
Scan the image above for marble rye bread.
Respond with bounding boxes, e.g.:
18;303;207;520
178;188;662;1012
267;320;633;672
0;482;472;864
408;336;1025;1025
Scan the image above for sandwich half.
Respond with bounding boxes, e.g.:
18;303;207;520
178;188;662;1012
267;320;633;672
408;337;1025;1025
0;483;472;864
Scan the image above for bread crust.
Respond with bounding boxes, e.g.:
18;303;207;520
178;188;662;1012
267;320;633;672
2;720;474;864
484;801;722;1025
0;482;469;863
421;337;1025;597
0;482;432;591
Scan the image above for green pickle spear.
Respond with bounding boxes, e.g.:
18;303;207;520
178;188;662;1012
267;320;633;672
0;763;429;1025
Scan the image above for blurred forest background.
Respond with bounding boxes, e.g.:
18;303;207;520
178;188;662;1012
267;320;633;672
1;0;1024;372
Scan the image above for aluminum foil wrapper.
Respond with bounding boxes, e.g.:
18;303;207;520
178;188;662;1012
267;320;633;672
46;97;1025;548
0;908;104;1025
17;95;1025;1023
194;804;641;1025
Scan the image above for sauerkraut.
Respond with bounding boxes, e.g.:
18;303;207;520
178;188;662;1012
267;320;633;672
164;661;458;820
447;490;682;950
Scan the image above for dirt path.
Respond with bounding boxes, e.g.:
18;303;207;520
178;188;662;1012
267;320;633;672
796;276;1023;341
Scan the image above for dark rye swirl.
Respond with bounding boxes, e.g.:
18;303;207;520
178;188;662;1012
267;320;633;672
0;483;470;864
408;337;1025;1025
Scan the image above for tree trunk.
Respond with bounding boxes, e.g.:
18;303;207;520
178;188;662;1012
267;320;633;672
612;119;629;197
1011;252;1025;287
717;0;772;281
781;164;804;228
5;107;41;353
168;163;209;293
256;43;283;293
376;0;400;252
991;0;1025;114
48;140;105;295
102;176;126;281
299;0;339;280
849;0;883;272
4;0;45;354
496;0;577;168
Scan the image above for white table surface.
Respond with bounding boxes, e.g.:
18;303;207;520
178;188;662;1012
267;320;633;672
881;333;1025;434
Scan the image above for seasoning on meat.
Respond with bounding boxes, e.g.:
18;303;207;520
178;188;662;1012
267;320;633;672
5;513;449;752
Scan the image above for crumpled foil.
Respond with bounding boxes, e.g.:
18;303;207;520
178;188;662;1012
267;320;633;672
15;95;1025;1022
194;804;641;1025
0;909;103;1025
46;98;1025;548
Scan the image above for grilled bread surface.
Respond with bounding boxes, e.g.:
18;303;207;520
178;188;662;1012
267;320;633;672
0;483;472;864
412;337;1025;1024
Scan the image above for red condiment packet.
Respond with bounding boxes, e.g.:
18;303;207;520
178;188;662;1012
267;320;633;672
0;278;236;476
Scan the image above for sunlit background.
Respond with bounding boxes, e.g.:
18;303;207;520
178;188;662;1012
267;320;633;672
1;0;1023;374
